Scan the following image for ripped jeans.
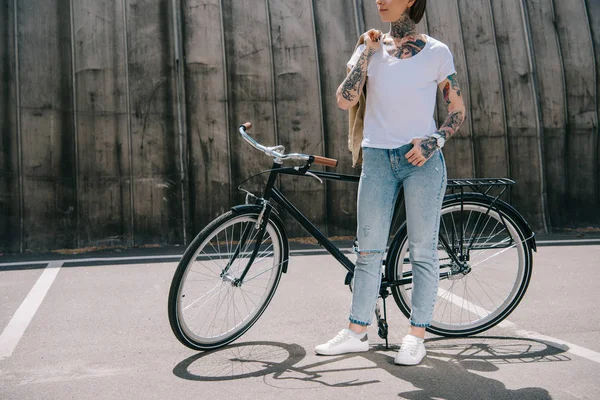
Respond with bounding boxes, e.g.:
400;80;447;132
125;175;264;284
349;144;447;327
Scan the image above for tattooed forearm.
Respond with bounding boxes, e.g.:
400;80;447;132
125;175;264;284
338;47;375;103
421;111;464;159
438;110;464;139
435;73;465;145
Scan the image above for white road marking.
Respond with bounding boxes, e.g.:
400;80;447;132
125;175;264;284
0;261;63;361
437;288;600;364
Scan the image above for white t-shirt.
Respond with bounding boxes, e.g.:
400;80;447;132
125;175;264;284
347;35;456;149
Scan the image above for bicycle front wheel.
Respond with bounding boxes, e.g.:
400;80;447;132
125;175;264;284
387;196;533;336
168;210;288;350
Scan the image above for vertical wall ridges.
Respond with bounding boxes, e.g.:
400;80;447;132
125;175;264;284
455;0;477;177
264;0;281;200
218;0;232;209
488;0;511;187
3;1;600;251
454;0;476;177
121;0;135;246
550;0;569;131
309;0;329;235
171;0;188;245
519;0;549;233
550;0;570;213
582;0;600;207
68;0;80;248
265;0;278;147
553;0;596;226
353;0;364;37
12;0;22;253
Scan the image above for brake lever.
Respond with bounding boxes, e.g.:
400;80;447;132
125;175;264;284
267;145;285;154
304;171;323;184
292;164;322;184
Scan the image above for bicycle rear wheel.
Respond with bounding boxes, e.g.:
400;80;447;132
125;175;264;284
168;210;287;350
386;196;533;336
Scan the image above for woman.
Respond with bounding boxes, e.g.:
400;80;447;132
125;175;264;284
315;0;466;365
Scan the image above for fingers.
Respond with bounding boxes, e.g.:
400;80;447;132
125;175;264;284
364;29;383;49
409;157;426;167
405;147;427;167
367;29;383;42
406;154;423;166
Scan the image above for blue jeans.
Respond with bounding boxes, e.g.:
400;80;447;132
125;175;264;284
349;144;447;327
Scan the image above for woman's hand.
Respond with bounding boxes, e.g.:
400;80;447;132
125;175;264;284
364;29;383;52
405;137;438;167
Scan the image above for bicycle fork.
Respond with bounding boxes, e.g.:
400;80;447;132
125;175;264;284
221;201;273;287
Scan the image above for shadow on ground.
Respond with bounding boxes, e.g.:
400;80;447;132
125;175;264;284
173;336;566;398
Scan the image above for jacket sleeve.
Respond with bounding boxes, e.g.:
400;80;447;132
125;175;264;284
347;35;367;168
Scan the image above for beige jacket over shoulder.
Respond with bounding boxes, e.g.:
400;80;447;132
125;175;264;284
347;34;367;168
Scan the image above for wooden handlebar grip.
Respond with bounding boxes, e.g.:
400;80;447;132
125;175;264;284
241;122;252;130
313;155;338;168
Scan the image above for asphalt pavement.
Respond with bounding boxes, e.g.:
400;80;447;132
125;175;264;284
1;234;599;399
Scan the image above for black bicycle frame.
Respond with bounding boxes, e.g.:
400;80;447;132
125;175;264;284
262;163;360;275
229;161;416;288
235;161;520;288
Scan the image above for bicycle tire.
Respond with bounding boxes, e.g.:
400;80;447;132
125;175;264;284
386;195;533;336
168;209;288;350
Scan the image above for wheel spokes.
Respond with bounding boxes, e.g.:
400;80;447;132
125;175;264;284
396;202;527;332
176;215;283;345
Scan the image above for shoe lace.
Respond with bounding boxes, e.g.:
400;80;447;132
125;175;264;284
328;330;350;346
400;339;420;356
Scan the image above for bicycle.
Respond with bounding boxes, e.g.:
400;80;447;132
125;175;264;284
168;122;537;351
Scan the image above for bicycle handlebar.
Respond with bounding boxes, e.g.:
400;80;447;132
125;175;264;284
239;122;338;168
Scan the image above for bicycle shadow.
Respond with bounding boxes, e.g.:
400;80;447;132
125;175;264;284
383;336;563;399
173;336;568;397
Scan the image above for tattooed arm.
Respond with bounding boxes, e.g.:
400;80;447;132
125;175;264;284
436;73;466;142
405;73;466;166
336;47;374;110
336;29;382;110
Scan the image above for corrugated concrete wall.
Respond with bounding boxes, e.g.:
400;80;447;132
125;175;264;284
1;0;599;253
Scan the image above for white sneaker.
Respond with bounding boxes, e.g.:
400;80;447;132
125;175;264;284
315;328;369;356
394;334;426;365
